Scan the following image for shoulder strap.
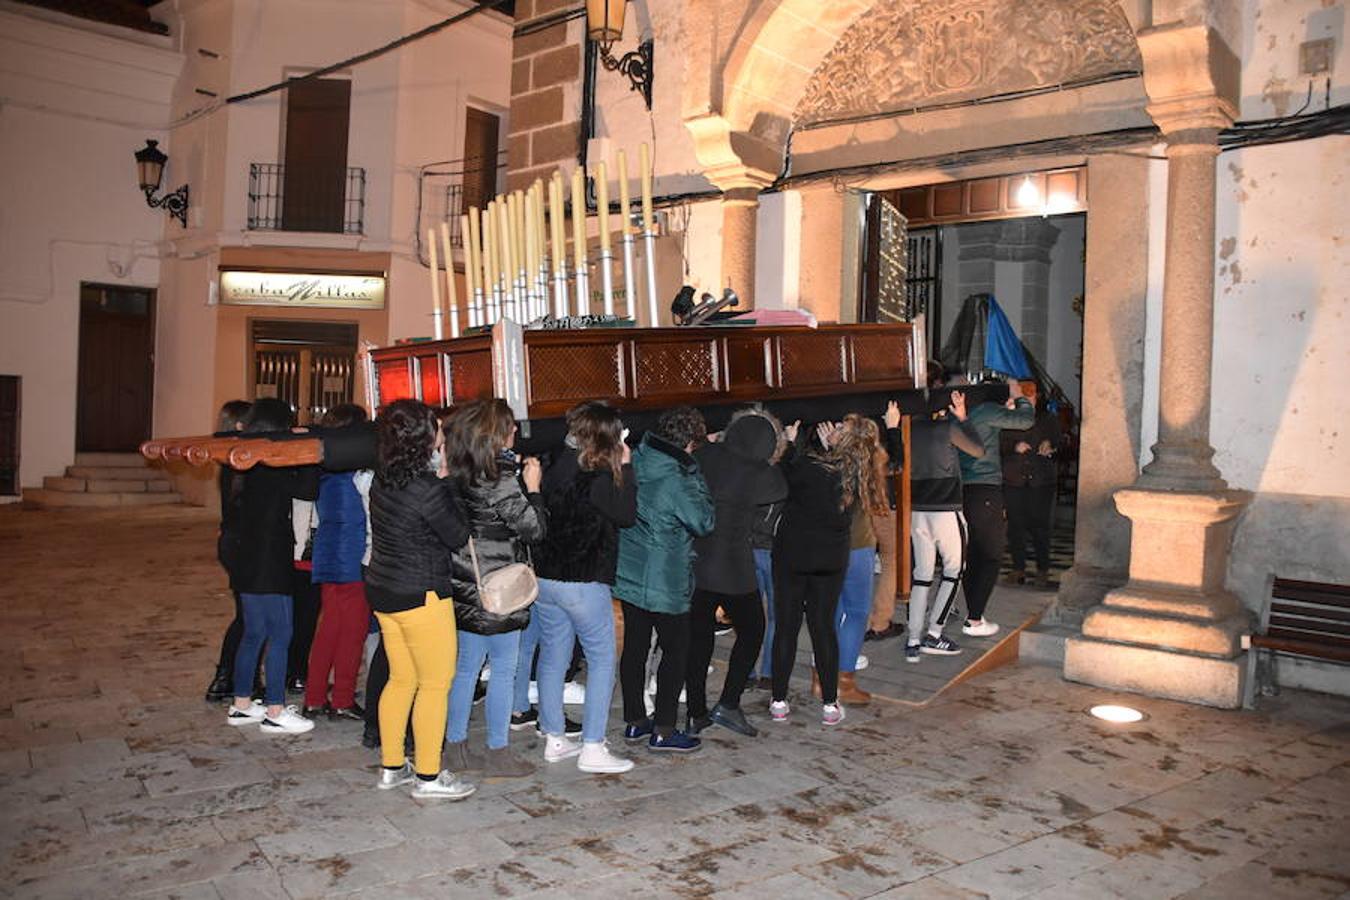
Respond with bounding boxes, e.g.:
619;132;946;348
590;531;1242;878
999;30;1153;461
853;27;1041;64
467;536;484;589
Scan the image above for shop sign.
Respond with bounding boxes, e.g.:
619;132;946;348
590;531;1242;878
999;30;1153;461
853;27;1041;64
219;271;385;309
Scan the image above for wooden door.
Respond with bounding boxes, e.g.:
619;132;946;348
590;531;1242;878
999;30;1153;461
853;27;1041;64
282;78;352;232
462;107;500;215
76;284;155;451
0;375;18;495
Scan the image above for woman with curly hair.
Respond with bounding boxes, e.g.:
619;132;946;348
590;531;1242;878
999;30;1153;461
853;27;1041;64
442;399;547;780
827;406;898;705
365;399;475;800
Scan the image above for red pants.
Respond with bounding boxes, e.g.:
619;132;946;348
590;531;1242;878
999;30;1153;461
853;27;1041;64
305;581;370;709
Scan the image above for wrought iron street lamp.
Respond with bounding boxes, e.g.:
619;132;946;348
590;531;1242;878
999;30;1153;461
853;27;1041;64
586;0;652;110
134;139;189;228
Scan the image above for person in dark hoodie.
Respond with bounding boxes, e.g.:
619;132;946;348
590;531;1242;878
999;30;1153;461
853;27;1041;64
684;406;788;738
1000;383;1061;588
206;399;253;704
615;406;716;754
904;385;985;663
443;399;547;781
532;401;637;774
221;398;319;735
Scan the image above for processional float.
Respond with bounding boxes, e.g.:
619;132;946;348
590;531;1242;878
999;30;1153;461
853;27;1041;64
142;144;932;590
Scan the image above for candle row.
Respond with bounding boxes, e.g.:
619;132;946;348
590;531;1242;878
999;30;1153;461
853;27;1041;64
427;143;658;339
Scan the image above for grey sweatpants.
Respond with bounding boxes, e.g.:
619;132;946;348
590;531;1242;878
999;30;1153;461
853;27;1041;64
907;509;967;644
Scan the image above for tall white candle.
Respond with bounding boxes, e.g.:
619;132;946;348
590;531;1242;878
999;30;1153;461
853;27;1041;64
438;221;459;339
464;211;481;327
426;226;443;340
639;142;654;232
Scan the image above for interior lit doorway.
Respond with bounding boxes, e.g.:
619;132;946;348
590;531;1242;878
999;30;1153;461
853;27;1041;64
250;320;357;425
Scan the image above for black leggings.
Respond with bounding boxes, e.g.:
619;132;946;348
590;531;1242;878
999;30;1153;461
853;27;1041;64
288;569;321;683
619;601;689;734
1006;484;1054;573
363;637;389;733
686;589;764;717
216;591;245;670
771;566;845;705
962;484;1006;621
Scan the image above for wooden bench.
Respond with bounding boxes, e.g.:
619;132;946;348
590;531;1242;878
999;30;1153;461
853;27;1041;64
1246;577;1350;704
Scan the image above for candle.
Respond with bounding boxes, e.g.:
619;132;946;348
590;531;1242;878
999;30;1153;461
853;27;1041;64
617;149;631;235
483;202;498;321
440;224;462;337
597;160;611;254
464;210;481;325
571;166;586;273
639;142;654;232
426;226;443;340
497;199;513;318
523;188;539;318
549;175;566;277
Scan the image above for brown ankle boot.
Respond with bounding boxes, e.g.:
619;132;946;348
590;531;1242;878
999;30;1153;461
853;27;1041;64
445;740;484;774
837;672;872;705
484;746;535;780
810;668;822;700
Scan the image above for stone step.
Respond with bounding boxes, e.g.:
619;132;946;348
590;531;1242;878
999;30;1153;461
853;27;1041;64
73;452;148;468
21;489;182;509
65;466;158;480
43;476;172;494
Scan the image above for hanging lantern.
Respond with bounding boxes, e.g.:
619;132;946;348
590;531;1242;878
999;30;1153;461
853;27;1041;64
585;0;627;53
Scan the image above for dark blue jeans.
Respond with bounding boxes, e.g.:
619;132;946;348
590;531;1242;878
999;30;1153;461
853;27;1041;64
233;593;293;706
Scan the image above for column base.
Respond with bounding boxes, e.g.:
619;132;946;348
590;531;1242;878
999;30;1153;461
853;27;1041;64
1138;440;1227;492
1065;636;1247;709
1046;564;1127;627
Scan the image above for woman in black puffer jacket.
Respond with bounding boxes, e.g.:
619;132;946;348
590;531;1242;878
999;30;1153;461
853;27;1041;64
442;400;547;780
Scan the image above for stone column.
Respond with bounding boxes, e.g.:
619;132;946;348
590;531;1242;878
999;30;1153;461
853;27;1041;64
1064;22;1252;708
720;188;760;309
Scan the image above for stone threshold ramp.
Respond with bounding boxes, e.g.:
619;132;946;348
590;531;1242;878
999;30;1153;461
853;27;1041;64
23;452;181;509
713;584;1056;708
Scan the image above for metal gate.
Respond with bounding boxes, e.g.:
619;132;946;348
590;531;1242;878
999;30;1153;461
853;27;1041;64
251;321;357;424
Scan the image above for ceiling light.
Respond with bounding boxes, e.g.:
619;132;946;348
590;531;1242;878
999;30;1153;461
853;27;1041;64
1015;175;1040;208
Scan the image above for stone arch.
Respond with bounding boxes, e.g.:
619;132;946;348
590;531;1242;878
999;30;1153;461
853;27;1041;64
689;0;1150;178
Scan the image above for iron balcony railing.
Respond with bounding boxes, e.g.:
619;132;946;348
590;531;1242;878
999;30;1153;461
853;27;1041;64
247;163;366;235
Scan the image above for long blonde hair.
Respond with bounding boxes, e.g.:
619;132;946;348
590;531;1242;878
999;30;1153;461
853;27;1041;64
826;413;889;513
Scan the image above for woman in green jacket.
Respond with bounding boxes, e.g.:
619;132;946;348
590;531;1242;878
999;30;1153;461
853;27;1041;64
615;406;715;754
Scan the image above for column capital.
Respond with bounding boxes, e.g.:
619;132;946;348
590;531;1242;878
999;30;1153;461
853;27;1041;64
1138;23;1239;136
683;112;779;193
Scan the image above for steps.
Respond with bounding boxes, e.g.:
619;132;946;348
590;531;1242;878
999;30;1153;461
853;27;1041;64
23;452;181;509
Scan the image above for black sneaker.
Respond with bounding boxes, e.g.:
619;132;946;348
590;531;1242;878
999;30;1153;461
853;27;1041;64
286;677;305;694
648;730;701;753
686;714;713;735
623;720;654;744
864;623;904;642
204;668;232;703
472;681;487;706
919;633;962;656
543;716;583;738
329;704;364;722
361;727;379;749
510;708;539;731
709;703;758;737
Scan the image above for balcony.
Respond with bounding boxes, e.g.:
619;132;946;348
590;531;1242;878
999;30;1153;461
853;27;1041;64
247;163;366;235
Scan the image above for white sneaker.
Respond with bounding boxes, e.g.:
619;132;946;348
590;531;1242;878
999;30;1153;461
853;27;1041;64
411;770;476;800
377;761;415;790
563;680;586;705
962;618;1000;637
226;700;266;726
822;703;846;727
578;741;634;774
855;654;870;671
769;700;790;722
544;734;582;762
480;665;491;682
259;705;315;735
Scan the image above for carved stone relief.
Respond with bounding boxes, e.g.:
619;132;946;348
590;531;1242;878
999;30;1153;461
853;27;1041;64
793;0;1141;126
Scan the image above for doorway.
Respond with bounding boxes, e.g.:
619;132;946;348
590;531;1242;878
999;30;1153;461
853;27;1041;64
250;319;357;425
76;283;155;452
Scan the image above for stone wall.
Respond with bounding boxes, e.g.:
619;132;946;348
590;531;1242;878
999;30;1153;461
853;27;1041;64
506;2;585;191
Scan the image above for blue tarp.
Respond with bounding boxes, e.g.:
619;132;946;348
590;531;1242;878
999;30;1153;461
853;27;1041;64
983;296;1033;380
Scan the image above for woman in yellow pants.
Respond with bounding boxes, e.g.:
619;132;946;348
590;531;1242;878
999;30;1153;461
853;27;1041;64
364;399;475;800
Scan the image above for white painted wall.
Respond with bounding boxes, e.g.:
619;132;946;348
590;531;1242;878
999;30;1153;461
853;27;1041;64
0;9;180;496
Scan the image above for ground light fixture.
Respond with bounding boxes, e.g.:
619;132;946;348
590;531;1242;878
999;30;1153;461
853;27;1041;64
1089;704;1146;723
586;0;653;110
134;139;189;227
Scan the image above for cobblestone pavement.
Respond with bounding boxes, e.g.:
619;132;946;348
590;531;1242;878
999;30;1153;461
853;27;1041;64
2;505;1349;899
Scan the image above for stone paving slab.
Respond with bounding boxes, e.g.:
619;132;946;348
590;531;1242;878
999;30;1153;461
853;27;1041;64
4;505;1350;898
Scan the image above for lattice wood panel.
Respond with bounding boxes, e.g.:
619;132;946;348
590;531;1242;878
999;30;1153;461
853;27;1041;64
449;351;494;405
724;337;771;391
527;343;621;405
778;333;846;387
634;340;717;398
852;332;913;386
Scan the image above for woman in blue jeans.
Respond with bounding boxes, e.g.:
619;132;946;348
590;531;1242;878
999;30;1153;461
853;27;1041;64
442;400;546;780
533;402;637;773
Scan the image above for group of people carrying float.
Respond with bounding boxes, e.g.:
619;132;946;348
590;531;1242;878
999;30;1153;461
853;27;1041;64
208;359;1041;800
